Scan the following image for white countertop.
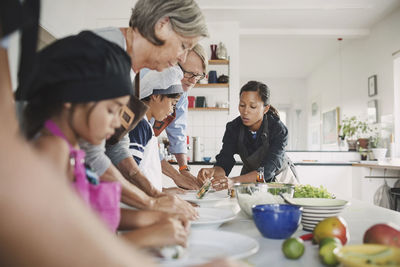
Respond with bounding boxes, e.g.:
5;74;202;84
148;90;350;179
209;197;400;267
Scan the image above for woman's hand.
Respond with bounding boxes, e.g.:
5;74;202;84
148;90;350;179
197;167;215;184
211;176;233;191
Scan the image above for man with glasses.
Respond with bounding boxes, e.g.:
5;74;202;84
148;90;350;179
156;44;208;190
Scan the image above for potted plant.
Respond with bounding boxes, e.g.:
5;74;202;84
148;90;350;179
369;129;387;161
338;116;371;151
358;147;368;161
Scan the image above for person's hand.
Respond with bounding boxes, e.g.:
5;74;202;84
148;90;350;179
151;217;189;247
125;216;189;248
174;171;201;190
210;176;233;191
151;194;199;220
197;167;215;184
163;187;187;195
179;170;203;190
194;258;246;267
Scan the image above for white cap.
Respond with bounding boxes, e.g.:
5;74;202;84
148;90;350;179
140;65;183;99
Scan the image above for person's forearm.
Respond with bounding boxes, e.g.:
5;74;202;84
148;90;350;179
231;170;257;184
100;164;155;209
120;225;164;248
174;153;187;167
116;157;163;198
119;209;163;231
161;159;181;178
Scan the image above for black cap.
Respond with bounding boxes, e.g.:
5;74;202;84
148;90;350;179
17;31;133;102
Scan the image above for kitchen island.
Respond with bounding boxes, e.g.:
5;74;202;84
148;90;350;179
208;196;400;267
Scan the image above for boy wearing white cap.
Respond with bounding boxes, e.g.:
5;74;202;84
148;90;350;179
129;66;184;191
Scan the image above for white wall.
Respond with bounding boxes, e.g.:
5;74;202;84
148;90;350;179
187;21;240;160
306;8;400;150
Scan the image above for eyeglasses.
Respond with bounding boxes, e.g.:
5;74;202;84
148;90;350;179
178;64;206;81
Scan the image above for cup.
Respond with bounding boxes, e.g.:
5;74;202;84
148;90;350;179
208;70;217;84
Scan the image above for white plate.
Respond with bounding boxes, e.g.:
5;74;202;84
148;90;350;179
179;190;230;205
290;198;350;209
302;224;316;231
192;208;236;229
160;230;259;266
302;208;345;214
302;217;324;223
302;213;340;220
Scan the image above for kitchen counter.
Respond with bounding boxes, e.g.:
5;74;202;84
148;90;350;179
211;197;400;267
352;160;400;170
180;161;353;166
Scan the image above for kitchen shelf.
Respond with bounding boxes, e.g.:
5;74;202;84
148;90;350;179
188;107;229;111
194;83;228;88
208;59;229;65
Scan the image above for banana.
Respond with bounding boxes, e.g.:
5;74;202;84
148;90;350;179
335;244;400;267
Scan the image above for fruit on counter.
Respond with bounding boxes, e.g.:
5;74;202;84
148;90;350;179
313;217;349;245
319;237;342;249
294;184;335;199
363;223;400;248
334;244;400;267
282;237;305;259
319;241;341;266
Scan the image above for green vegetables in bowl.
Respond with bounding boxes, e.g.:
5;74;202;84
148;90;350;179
293;184;335;199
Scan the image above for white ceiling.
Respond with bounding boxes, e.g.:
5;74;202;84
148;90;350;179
198;0;400;78
41;0;400;78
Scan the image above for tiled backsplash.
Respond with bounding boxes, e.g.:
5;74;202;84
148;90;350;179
186;111;230;161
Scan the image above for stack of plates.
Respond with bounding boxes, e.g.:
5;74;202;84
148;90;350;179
289;198;350;231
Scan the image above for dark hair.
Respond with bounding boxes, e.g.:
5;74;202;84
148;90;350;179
23;97;97;140
142;93;181;102
23;96;64;140
239;80;279;118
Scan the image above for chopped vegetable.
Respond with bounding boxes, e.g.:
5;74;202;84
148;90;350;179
294;184;335;199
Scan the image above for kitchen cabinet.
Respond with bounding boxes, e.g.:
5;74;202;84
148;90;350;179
189;59;230;112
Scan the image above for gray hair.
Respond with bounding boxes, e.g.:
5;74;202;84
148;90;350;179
191;43;208;73
129;0;209;46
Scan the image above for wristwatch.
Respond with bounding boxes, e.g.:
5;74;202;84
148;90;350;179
179;165;191;172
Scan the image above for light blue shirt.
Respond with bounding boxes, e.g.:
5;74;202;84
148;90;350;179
166;91;188;155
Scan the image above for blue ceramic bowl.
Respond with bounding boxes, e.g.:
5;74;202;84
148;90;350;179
252;204;302;239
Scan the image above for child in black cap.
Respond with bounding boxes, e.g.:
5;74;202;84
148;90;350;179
21;30;190;249
21;31;133;232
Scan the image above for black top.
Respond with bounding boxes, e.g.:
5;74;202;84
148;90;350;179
215;112;288;181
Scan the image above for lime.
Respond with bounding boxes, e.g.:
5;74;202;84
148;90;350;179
319;237;342;249
319;242;341;266
282;237;305;259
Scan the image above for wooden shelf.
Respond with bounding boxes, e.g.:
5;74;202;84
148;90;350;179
189;107;229;111
208;59;229;65
194;83;228;88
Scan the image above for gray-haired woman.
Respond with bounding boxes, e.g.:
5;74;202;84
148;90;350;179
82;0;209;224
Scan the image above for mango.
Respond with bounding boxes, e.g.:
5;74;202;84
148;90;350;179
363;223;400;248
313;216;349;245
